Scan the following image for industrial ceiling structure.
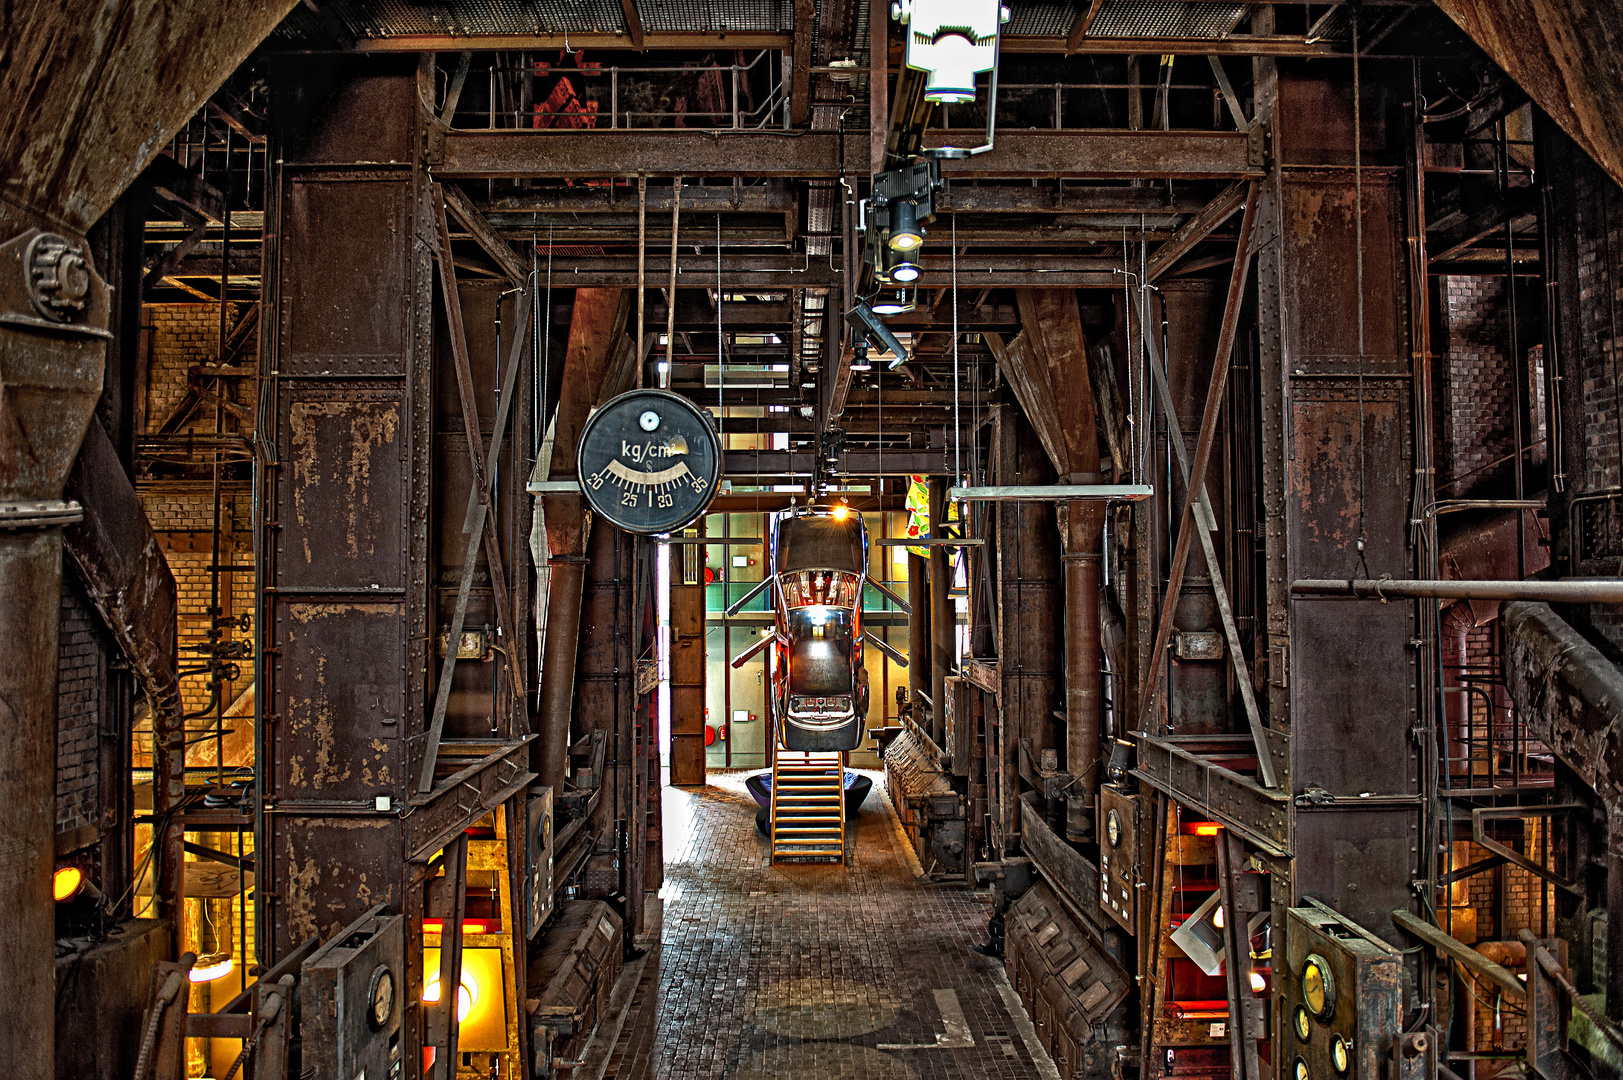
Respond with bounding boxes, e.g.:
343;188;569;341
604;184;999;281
8;1;1623;1079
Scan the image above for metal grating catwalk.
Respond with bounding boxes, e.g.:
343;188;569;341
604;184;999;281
1089;0;1248;38
639;0;794;33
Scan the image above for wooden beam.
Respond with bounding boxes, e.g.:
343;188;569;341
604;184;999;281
1146;179;1248;282
1066;0;1107;52
442;181;528;283
354;31;792;52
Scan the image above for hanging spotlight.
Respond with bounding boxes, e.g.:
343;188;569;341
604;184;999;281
871;289;916;316
845;302;910;366
888;199;924;251
890;256;921;283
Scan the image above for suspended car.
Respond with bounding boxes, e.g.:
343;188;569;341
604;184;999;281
767;505;873;751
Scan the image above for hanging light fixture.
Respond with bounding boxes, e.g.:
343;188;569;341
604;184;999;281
893;0;1009;105
890;256;921;283
871;288;915;316
888;199;924;251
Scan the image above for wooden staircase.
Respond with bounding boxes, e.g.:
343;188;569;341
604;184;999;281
769;750;847;863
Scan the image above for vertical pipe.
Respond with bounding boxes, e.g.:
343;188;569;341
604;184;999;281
928;478;952;746
1061;501;1106;836
663;178;682;388
538;552;586;794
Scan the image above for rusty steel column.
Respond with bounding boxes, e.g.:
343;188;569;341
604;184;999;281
907;551;929;715
1060;501;1106;838
0;228;109;1080
927;478;952;746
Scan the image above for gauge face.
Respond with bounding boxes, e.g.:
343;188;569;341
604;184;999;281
1331;1035;1351;1073
1302;953;1335;1019
368;965;395;1030
577;390;722;535
1294;1059;1311;1080
1106;809;1122;847
1294;1005;1312;1041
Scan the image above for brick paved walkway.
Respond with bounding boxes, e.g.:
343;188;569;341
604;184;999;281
604;771;1057;1079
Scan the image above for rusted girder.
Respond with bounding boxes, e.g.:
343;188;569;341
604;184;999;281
438;129;1261;180
1146;180;1249;282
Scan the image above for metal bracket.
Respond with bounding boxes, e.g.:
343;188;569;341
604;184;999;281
1472;804;1584;896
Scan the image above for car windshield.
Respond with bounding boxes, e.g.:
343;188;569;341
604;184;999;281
774;513;865;575
780;570;860;610
784;605;855;696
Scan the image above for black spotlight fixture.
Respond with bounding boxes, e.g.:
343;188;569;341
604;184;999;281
871;288;916;315
888;199;924;251
845;301;910;367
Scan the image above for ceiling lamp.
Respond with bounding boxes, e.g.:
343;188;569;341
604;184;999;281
890;256;921;284
871;289;915;316
893;0;1010;105
888;200;924;251
844;302;910;367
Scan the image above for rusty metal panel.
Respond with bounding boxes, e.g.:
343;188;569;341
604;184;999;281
273;57;422;167
277;390;407;590
272;600;406;802
1291;808;1420;945
279;179;414;374
1287;389;1412;580
1290;600;1418;798
270;817;404;955
1005;882;1132;1048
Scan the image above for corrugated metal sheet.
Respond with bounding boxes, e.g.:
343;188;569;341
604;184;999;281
1090;0;1247;39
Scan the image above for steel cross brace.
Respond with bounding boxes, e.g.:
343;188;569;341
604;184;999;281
1140;274;1276;788
419;185;533;792
1135;181;1260;744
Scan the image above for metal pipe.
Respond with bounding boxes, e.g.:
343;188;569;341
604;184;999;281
662;177;681;388
928;478;952;746
1292;578;1623;603
1060;504;1105;831
1516;927;1623;1055
0;227;109;1080
537;553;587;793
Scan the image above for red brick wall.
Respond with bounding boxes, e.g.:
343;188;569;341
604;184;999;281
1438;275;1517;495
56;571;105;844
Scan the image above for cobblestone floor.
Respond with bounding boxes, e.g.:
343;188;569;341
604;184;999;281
604;770;1057;1080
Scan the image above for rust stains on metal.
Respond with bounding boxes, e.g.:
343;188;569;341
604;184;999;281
289;400;400;563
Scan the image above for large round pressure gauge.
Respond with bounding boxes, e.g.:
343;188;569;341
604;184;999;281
577;390;723;535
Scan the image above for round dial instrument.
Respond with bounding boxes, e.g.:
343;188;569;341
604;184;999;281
577;390;722;535
1301;953;1335;1020
367;965;395;1030
1105;808;1122;847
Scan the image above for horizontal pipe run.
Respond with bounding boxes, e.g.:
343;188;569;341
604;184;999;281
949;484;1153;502
1293;578;1623;604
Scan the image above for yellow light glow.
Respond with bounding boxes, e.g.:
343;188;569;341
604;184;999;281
423;978;475;1022
190;953;235;983
832;504;850;521
1192;823;1222;836
52;867;83;902
1249;970;1267;993
1212;905;1226;930
890;231;922;251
